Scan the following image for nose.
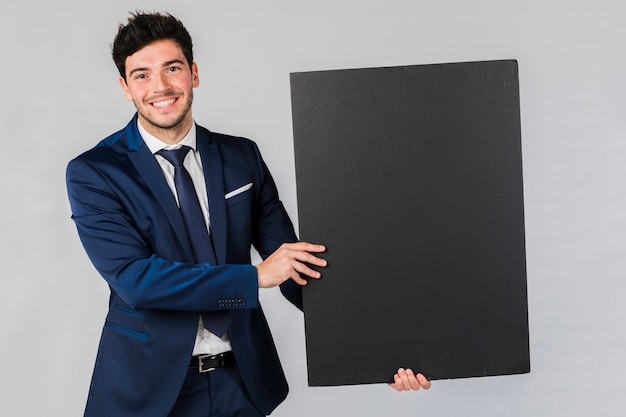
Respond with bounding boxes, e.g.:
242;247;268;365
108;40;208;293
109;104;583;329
152;72;171;93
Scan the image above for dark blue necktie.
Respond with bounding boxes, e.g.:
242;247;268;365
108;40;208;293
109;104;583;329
158;146;231;337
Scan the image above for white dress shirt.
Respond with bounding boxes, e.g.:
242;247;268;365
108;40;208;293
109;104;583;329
138;120;232;356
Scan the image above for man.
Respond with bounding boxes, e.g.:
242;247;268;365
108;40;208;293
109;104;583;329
66;11;429;417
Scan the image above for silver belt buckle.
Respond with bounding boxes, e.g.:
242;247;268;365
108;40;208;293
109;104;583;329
197;354;217;373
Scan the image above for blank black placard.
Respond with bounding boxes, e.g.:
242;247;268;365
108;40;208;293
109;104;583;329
290;60;529;386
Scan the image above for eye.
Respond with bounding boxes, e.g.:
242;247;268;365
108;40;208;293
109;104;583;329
167;66;180;73
134;73;147;80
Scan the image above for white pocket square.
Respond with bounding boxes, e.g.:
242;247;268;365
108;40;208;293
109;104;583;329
225;183;253;199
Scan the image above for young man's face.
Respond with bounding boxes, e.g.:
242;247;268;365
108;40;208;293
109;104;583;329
120;39;199;139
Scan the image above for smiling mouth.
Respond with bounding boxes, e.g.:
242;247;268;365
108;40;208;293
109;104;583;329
152;98;177;108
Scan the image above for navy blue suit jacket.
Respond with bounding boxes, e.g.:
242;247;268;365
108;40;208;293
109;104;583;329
66;115;302;416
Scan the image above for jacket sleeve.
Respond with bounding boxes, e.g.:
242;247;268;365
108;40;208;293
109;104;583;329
66;156;259;313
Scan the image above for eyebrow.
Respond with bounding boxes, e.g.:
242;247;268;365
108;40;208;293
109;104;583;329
128;59;188;77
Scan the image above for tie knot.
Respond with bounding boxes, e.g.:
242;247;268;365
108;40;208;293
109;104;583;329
158;146;192;167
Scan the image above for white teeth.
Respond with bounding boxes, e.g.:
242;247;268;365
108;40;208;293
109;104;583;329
153;98;176;108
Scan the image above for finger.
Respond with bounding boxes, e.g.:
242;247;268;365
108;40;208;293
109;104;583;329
288;250;328;268
288;269;308;286
396;368;412;391
416;373;432;390
292;260;322;279
281;242;326;253
405;369;422;391
388;373;404;391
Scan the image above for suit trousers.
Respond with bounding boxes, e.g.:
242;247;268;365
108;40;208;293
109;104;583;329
168;361;264;417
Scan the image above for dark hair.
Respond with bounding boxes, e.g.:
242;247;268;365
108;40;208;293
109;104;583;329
112;11;194;80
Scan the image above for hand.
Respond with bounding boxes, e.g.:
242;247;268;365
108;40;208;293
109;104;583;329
256;242;327;288
388;368;431;391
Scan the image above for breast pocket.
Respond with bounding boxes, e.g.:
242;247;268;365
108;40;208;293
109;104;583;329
225;183;253;208
225;185;254;248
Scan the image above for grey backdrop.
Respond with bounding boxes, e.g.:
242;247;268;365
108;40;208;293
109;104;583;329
1;1;624;416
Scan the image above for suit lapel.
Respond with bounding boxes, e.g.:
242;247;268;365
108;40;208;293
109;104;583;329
197;127;228;265
124;117;194;260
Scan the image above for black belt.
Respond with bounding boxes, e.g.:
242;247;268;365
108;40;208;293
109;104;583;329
190;351;234;373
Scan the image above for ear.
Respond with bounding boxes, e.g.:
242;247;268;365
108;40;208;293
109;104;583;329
119;77;133;101
191;62;200;88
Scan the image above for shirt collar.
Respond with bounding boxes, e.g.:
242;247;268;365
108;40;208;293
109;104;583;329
137;119;197;154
